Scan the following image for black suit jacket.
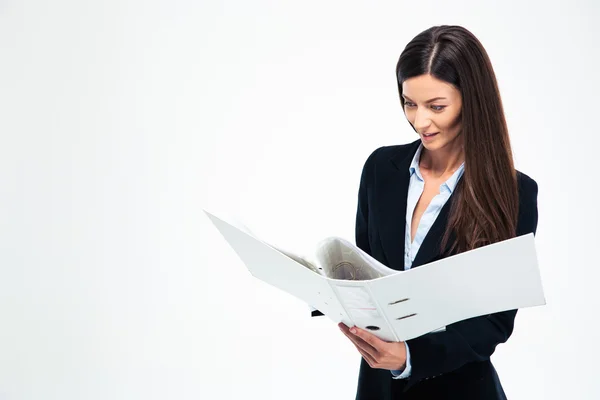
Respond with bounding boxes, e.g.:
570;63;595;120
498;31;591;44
353;140;539;400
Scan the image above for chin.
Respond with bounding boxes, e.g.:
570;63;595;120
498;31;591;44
420;139;443;151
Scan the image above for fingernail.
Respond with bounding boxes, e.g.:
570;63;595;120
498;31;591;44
350;328;357;334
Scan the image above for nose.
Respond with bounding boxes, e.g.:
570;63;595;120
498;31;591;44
413;108;432;133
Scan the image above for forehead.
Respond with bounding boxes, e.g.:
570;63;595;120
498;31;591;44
401;74;460;100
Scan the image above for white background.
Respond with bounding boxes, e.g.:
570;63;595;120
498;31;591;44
1;0;598;399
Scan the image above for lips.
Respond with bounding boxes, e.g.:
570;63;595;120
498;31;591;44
423;132;439;140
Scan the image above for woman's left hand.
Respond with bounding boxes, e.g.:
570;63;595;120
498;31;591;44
338;323;407;371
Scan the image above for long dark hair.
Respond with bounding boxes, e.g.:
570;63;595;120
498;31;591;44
396;25;519;254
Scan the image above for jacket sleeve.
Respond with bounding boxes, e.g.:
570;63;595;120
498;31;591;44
355;147;382;255
402;174;539;391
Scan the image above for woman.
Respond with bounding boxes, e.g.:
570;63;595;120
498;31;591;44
338;25;539;399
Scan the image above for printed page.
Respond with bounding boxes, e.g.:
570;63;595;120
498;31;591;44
314;237;400;280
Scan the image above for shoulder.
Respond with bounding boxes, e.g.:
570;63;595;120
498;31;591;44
515;170;539;235
362;140;419;170
515;170;538;198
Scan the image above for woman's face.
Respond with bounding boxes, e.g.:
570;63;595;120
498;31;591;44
401;74;463;152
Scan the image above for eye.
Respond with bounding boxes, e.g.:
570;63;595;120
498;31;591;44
404;101;416;108
431;105;446;111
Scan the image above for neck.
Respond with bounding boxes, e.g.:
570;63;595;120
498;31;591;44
420;137;464;177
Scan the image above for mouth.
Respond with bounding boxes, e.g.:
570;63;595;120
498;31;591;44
422;132;439;139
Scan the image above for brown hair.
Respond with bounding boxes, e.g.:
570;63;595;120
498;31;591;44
396;25;518;254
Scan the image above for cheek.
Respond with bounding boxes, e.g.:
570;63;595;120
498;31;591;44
440;113;462;133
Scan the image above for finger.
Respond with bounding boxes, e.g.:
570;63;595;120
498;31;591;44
356;346;377;368
339;324;381;361
338;323;353;334
350;327;387;350
342;328;379;360
340;325;379;353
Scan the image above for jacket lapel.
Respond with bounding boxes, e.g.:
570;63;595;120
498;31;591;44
376;140;419;271
377;139;457;271
411;195;454;268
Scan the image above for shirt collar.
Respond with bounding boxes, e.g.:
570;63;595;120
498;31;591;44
408;143;465;193
409;143;424;180
444;163;464;193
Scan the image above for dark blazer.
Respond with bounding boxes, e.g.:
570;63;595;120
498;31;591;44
353;139;539;400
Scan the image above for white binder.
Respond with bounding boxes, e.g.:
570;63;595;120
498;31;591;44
204;210;545;342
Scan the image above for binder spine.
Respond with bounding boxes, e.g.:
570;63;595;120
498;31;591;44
363;282;400;342
324;280;354;327
327;280;399;342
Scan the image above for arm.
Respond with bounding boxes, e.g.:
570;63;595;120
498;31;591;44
356;147;382;255
403;176;539;390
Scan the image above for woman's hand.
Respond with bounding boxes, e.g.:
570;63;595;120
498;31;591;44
338;323;407;371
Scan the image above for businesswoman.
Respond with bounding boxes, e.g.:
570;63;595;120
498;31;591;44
338;25;539;399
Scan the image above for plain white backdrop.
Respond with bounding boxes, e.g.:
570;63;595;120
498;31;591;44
1;0;599;399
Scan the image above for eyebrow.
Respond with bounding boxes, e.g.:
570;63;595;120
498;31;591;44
402;95;447;103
